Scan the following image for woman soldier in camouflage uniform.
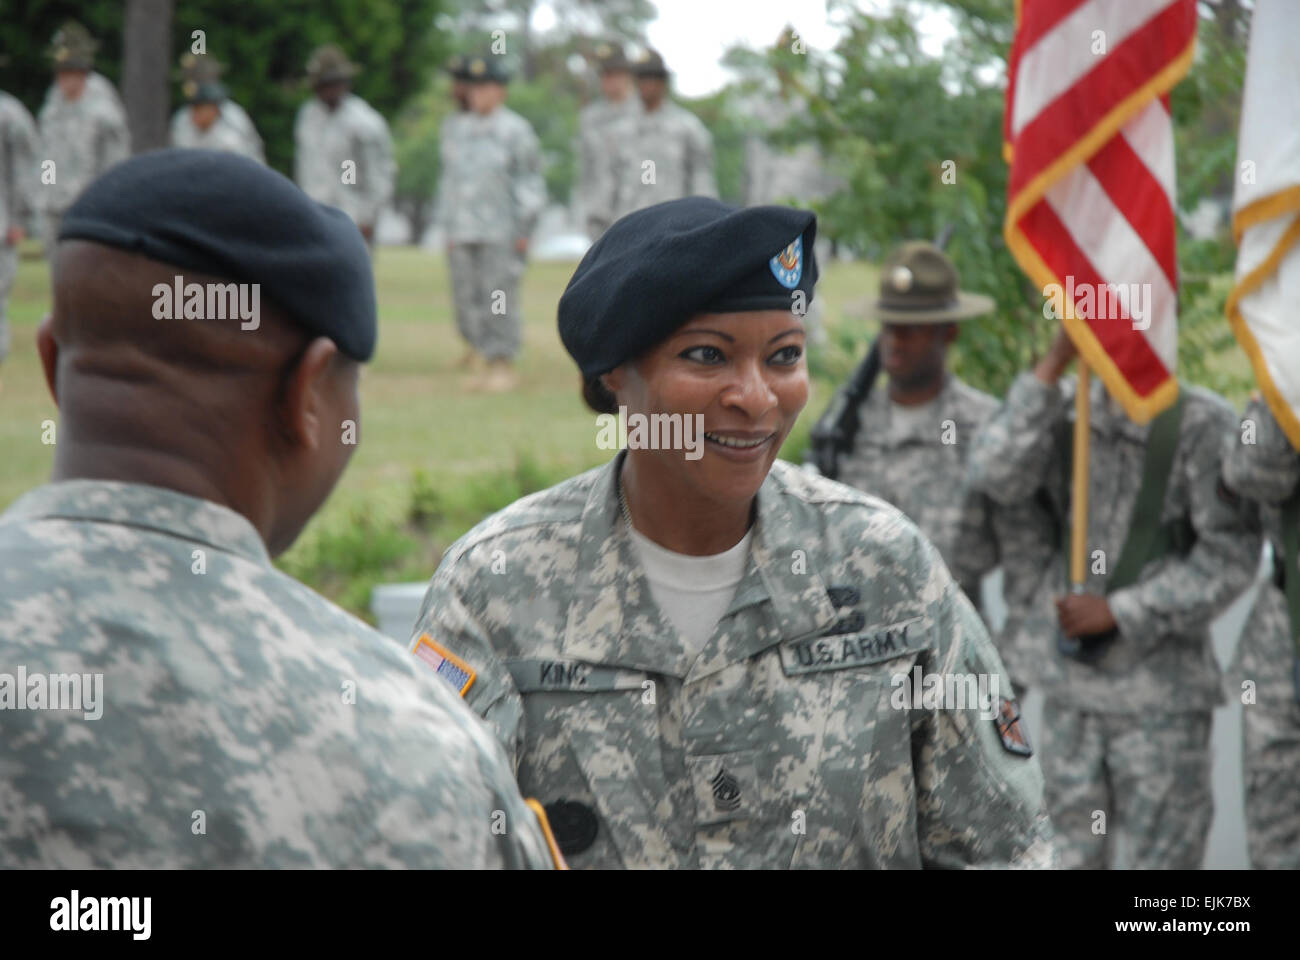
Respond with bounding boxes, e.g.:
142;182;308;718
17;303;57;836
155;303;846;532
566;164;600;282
411;198;1057;869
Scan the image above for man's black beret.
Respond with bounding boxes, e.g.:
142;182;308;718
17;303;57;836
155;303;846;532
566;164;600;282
558;197;818;380
59;149;377;362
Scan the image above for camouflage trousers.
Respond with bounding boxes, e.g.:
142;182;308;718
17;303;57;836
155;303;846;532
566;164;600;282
1232;581;1300;869
0;243;14;365
447;242;523;361
1041;700;1213;869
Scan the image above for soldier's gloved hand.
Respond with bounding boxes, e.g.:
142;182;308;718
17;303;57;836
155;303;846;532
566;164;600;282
1055;593;1117;638
515;236;529;255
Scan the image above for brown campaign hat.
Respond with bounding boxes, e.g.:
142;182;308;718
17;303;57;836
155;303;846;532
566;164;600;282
593;41;630;73
178;52;225;83
867;241;994;324
631;48;669;77
49;21;97;72
306;44;360;85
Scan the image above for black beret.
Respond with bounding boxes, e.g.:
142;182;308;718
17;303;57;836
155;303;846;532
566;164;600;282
59;149;377;361
558;197;818;380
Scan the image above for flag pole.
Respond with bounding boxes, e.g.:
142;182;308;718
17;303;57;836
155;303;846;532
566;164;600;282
1071;358;1091;589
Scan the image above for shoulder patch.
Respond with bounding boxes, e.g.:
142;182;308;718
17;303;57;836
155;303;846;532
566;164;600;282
994;696;1033;756
413;634;477;697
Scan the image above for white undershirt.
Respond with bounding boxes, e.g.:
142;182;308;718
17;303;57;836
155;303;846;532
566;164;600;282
627;525;754;653
889;395;942;442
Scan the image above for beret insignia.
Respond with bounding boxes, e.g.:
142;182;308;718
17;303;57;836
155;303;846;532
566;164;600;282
769;236;802;289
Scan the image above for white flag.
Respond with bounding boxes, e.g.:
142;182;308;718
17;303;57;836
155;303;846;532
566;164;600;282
1228;0;1300;448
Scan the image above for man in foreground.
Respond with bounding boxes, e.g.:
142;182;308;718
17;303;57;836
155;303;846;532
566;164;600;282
0;150;554;869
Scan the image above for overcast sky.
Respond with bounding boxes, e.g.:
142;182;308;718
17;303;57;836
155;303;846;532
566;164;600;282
532;0;956;98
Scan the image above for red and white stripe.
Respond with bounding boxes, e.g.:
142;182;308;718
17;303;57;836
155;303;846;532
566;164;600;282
1005;0;1196;420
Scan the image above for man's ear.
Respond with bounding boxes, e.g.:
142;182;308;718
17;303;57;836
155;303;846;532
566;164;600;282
36;314;59;406
941;322;959;347
279;337;340;452
601;365;625;395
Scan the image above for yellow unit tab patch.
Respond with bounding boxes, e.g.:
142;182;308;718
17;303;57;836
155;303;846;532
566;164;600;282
412;634;476;697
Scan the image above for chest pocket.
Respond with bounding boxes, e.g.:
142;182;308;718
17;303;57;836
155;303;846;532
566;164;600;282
775;616;926;867
505;658;678;868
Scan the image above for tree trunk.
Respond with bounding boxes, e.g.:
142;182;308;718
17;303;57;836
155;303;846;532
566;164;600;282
121;0;174;153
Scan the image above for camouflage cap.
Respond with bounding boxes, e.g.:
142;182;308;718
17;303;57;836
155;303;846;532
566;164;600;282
49;21;97;72
464;54;510;85
592;41;630;73
306;44;360;85
631;47;669;77
868;242;994;324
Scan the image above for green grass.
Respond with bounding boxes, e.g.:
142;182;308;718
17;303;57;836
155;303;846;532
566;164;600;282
0;243;1250;619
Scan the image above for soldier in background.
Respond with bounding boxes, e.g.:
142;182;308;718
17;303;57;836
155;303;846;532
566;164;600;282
0;86;38;387
170;54;264;162
969;328;1261;868
1222;396;1300;869
833;243;1057;697
36;22;129;264
0;150;556;869
611;49;715;218
433;55;545;393
446;53;472;114
294;45;395;250
577;42;638;240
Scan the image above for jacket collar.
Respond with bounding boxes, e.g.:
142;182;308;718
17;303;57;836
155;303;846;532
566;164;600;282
1;479;270;566
561;454;839;679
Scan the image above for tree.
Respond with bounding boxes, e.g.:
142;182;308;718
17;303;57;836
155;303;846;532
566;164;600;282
0;0;447;173
730;0;1254;399
122;0;174;152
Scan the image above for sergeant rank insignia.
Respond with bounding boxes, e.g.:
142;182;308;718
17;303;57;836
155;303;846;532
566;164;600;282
710;767;742;813
994;697;1033;757
412;634;476;697
769;236;803;289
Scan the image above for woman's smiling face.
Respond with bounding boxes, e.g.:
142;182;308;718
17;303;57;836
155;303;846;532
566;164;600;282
603;309;809;504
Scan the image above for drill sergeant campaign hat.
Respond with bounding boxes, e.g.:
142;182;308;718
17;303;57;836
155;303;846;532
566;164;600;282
49;21;97;72
631;48;670;78
306;44;360;86
868;241;994;324
445;53;472;81
464;55;511;85
558;196;818;380
58;150;378;361
592;42;631;73
178;52;225;83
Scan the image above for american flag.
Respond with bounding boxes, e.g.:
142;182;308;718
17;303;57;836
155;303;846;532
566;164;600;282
1004;0;1197;421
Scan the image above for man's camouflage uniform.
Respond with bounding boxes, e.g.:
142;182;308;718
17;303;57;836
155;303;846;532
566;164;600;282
969;373;1260;868
0;91;38;366
1222;396;1300;869
434;94;544;361
36;73;129;261
0;480;553;869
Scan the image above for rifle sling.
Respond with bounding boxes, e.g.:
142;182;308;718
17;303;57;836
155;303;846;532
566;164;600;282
1051;391;1187;593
